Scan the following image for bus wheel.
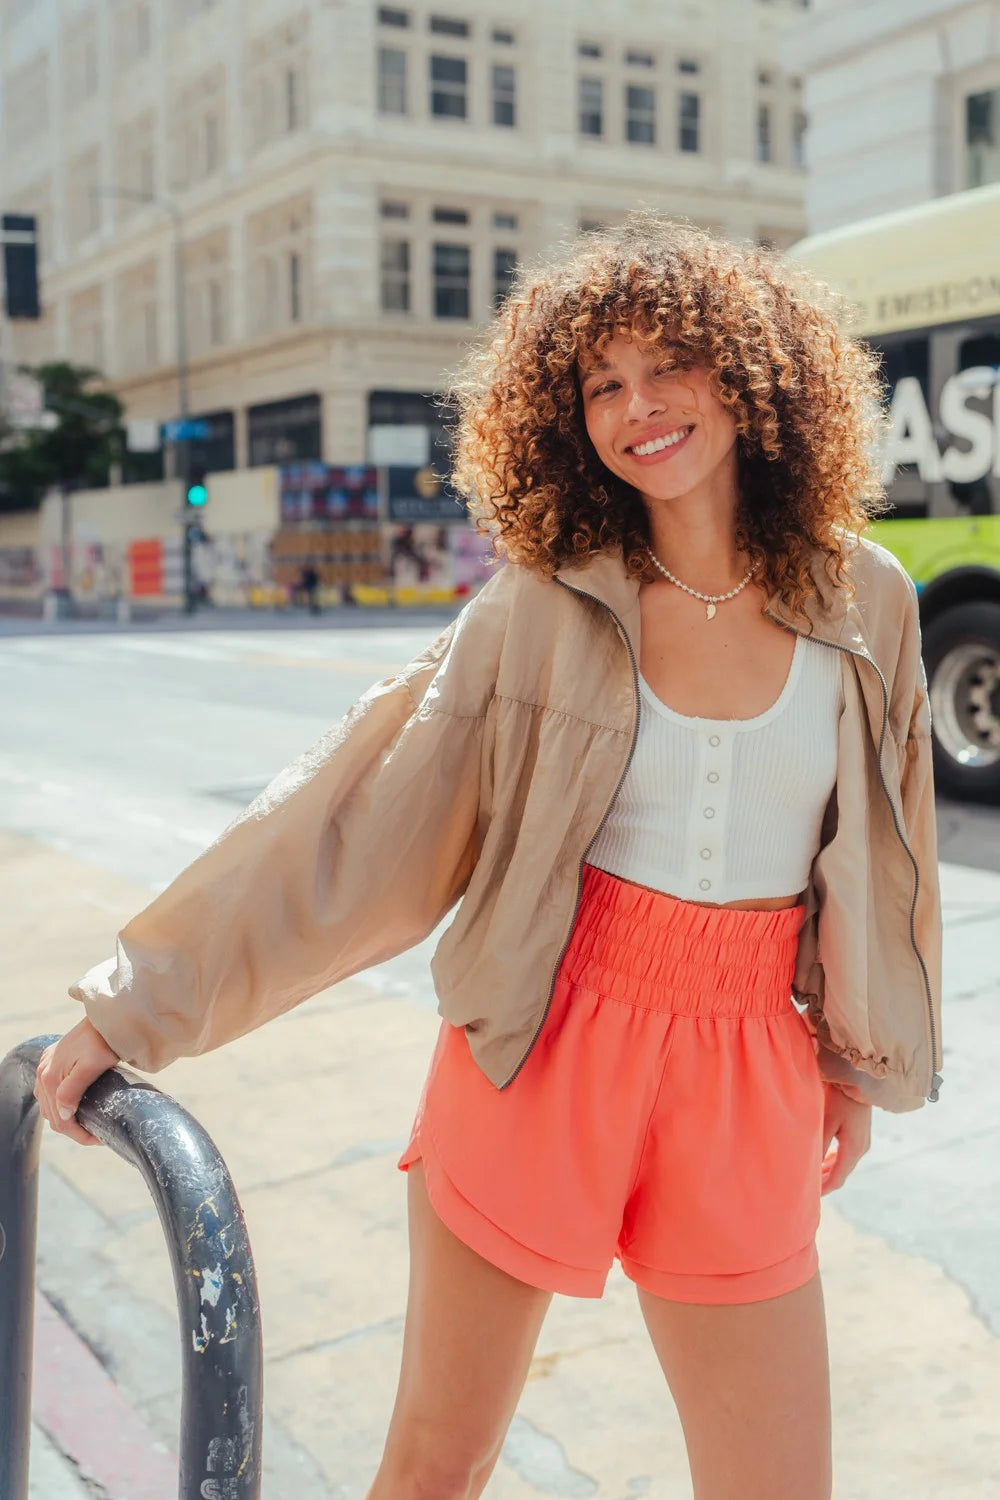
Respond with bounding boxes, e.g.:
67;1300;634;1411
924;602;1000;804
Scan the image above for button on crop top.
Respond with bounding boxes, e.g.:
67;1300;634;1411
587;635;844;904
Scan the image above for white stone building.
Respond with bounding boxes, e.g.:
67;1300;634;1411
784;0;1000;232
2;0;811;473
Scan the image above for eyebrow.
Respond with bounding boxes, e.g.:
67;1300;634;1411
579;359;613;381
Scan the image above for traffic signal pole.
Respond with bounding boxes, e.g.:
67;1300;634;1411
169;205;198;615
94;187;197;614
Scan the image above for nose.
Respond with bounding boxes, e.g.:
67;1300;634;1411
623;378;666;422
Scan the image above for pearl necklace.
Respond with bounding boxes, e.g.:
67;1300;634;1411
647;548;757;620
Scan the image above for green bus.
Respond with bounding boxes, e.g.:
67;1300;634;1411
787;183;1000;802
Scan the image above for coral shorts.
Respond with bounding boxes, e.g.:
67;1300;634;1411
399;864;826;1304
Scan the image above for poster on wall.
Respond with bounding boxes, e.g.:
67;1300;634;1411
128;538;183;597
449;524;497;593
384;525;453;589
0;547;40;588
279;463;379;522
386;465;466;523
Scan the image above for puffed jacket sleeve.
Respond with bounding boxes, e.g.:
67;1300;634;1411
895;600;943;1093
814;567;943;1107
71;569;512;1072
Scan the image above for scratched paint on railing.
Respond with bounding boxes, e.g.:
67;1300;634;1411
200;1262;224;1307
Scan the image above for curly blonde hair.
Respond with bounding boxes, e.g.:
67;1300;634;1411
448;212;888;612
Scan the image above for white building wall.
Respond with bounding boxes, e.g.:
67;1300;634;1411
784;0;1000;230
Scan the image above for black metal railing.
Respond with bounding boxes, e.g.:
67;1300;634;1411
0;1036;263;1500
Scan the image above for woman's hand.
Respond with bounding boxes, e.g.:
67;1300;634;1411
820;1082;872;1194
33;1018;121;1146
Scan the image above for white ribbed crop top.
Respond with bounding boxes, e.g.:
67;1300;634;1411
587;636;844;904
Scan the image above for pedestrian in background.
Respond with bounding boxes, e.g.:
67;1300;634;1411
298;561;321;614
35;214;942;1500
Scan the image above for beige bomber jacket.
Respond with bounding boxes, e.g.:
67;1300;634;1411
74;536;943;1114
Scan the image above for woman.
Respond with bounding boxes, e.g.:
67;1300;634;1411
36;217;942;1500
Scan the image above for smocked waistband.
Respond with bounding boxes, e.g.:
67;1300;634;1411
560;865;804;1018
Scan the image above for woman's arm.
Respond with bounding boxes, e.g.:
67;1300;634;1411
43;569;513;1122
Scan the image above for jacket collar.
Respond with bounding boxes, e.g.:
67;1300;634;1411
554;543;873;664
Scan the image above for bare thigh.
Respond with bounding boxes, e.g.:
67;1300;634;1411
369;1162;553;1499
638;1273;832;1500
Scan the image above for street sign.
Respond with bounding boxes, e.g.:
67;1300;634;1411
2;371;58;430
126;417;161;452
162;418;210;442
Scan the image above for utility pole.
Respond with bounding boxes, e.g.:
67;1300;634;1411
93;188;199;612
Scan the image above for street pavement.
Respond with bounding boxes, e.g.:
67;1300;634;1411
1;618;999;1498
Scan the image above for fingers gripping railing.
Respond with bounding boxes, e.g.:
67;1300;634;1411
0;1036;263;1500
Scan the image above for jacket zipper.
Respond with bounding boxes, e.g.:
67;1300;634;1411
499;579;642;1090
766;617;942;1103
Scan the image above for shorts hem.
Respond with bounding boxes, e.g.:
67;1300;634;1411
619;1240;819;1305
399;1136;608;1299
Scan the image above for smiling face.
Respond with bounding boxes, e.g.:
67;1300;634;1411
579;332;739;508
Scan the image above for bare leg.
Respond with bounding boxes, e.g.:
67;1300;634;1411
368;1162;553;1500
638;1272;832;1500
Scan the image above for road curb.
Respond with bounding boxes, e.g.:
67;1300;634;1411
33;1289;176;1500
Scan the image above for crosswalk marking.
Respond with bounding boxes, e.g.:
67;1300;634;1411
0;629;435;671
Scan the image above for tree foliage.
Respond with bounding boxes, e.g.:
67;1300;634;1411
0;362;125;513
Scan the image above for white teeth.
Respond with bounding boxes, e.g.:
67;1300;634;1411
631;427;690;457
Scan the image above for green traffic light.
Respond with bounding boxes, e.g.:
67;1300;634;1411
186;482;208;508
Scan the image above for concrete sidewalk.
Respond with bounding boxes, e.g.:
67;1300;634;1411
28;1426;94;1500
2;827;999;1498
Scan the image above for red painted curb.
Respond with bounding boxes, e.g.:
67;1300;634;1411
33;1290;178;1499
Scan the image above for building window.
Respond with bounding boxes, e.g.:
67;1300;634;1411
678;58;699;75
579;77;603;136
626;50;654;68
143;304;159;365
3;55;51;150
68;149;102;243
248;394;322;467
493;210;518;230
65;13;100;109
492;27;514;44
492;63;516;127
118;259;160;374
378;5;409;25
433;205;469;223
792;108;807;169
380;199;410;219
289;250;302;321
966;88;1000;189
380;238;411;311
757;102;772;162
135;2;152;57
493;247;517;308
434;242;470;318
378;47;408;113
626;84;655;144
430;54;467;117
679;91;700;153
578;42;602;59
430;15;469;36
137;144;154;196
285;67;300;130
116;113;157;213
247;196;312;335
204;112;221;174
248;18;310;148
208;280;225;346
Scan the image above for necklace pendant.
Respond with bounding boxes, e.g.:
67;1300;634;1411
706;602;717;620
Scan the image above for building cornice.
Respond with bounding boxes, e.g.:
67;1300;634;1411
783;0;997;73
